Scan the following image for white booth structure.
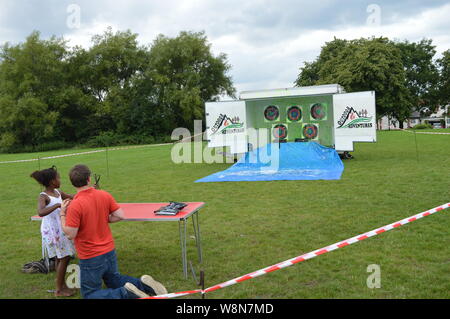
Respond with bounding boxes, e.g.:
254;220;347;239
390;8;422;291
205;84;377;154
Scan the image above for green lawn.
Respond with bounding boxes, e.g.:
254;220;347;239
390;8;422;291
0;131;449;299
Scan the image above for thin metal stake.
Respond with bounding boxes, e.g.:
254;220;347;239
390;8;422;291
192;212;203;263
105;144;110;177
189;261;197;283
200;270;205;299
179;221;186;279
184;219;187;278
414;129;419;162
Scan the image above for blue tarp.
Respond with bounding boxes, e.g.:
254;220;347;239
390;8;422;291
195;142;344;182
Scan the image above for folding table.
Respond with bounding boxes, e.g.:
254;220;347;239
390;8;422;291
31;202;205;279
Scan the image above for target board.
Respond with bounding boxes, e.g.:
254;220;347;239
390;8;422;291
264;105;279;121
311;103;327;120
272;124;288;140
287;106;302;122
302;124;319;139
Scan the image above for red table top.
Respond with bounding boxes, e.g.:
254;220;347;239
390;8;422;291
119;202;205;221
31;202;205;222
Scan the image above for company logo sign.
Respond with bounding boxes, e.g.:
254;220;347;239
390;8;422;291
211;114;244;134
337;107;373;129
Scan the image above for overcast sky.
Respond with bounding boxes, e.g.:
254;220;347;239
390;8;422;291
1;0;449;96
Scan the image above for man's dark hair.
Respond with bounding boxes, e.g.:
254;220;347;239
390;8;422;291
69;164;91;187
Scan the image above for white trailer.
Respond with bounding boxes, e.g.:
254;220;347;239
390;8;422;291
205;84;376;154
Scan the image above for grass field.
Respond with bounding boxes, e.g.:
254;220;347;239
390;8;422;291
0;130;449;299
408;128;450;133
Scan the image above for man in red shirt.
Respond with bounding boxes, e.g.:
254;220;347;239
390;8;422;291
60;164;167;299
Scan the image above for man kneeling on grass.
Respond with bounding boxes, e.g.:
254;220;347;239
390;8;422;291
60;164;167;299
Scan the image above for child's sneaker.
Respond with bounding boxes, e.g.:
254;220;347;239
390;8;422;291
140;275;168;296
124;282;150;298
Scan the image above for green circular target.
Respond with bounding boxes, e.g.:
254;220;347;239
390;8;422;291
287;106;302;122
273;124;288;139
264;105;279;121
303;124;318;139
311;103;326;120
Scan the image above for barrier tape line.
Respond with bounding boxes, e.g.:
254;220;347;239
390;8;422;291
143;202;450;299
401;129;450;135
0;132;204;165
2;129;446;164
0;143;173;164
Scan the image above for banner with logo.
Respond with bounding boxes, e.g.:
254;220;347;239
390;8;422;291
333;91;377;151
206;101;248;153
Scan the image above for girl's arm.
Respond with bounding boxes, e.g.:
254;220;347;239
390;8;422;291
60;199;78;240
109;208;125;223
59;191;74;200
37;194;61;217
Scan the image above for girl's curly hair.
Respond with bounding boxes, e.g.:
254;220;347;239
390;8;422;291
30;166;58;187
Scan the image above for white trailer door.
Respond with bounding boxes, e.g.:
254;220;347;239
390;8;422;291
333;91;376;152
205;101;248;153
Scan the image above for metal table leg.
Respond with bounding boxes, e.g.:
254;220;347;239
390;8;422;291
179;211;203;280
179;219;188;279
192;211;203;263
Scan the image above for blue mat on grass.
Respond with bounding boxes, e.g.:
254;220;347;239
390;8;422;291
195;142;344;182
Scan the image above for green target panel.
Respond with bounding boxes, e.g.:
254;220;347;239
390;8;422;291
248;95;332;147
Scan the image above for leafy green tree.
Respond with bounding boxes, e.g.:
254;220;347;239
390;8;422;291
145;31;236;131
77;28;149;134
438;49;450;109
0;31;102;148
0;94;58;149
0;28;236;152
295;37;348;86
0;31;68;99
295;61;320;87
394;39;440;115
0;31;69;149
84;28;147;100
295;37;411;127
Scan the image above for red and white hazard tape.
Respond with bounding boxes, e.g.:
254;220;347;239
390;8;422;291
145;289;203;299
143;202;450;299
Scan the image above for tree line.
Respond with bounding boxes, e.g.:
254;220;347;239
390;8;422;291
1;30;449;153
295;37;450;128
0;28;235;152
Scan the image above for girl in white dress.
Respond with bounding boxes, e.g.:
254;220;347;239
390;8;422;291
31;166;76;297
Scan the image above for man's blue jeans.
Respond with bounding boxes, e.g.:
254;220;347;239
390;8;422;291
79;249;154;299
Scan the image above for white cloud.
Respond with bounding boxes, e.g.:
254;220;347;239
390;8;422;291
1;1;449;96
210;2;450;94
65;19;117;48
